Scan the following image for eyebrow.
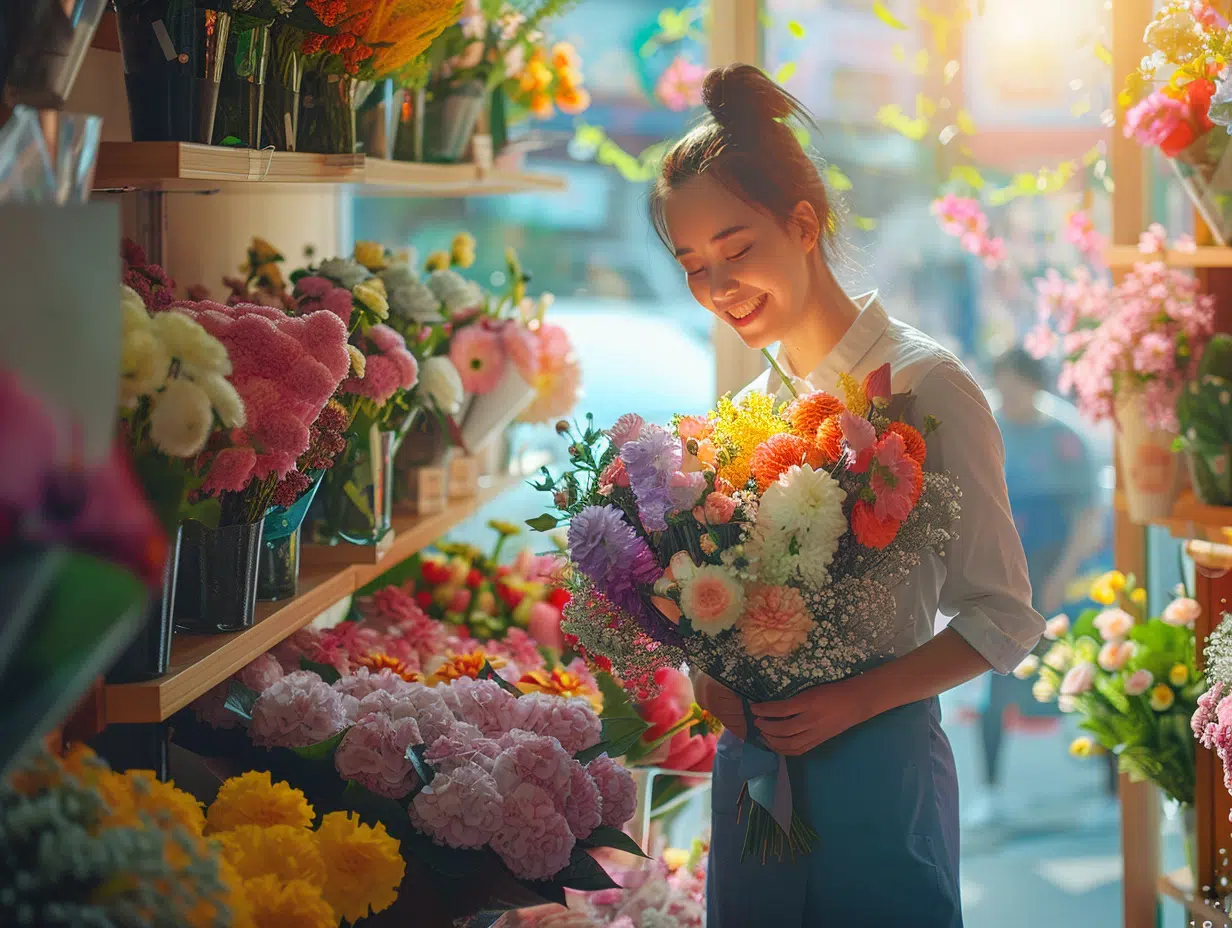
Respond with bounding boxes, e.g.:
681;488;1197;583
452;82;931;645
674;225;750;257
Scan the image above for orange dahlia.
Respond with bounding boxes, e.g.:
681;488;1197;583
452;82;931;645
851;500;901;550
750;433;818;491
783;391;844;439
815;415;845;464
885;421;927;466
356;652;421;683
517;668;603;712
428;650;505;685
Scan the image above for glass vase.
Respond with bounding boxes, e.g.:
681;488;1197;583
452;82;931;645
264;26;304;151
256;528;302;602
358;79;397;159
1171;131;1232;245
310;426;395;545
212;20;270;148
106;525;181;683
420;80;486;163
1187;448;1232;505
173;519;265;634
299;71;375;155
115;3;232;143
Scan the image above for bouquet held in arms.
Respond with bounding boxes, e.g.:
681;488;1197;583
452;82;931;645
530;362;961;859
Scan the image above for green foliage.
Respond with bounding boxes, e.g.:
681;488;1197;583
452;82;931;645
1175;335;1232;503
576;672;651;763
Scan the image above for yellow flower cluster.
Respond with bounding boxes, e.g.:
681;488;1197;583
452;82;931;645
242;237;286;291
708;391;790;489
206;771;405;926
1120;1;1232;109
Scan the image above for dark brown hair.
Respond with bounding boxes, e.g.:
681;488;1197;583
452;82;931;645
649;64;833;251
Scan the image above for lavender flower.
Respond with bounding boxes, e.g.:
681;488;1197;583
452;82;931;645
567;505;662;617
620;424;683;531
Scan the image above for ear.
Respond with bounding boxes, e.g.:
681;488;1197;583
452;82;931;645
788;200;821;253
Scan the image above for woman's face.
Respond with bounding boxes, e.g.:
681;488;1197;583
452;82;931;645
663;174;816;350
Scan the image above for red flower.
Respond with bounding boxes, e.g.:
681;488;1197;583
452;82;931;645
851;500;901;550
420;560;451;585
548;587;571;610
1186;78;1217;133
465;568;483;588
862;362;892;407
496;582;524;609
415;590;434;609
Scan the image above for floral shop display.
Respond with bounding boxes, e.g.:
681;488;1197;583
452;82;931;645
1026;222;1216;522
531;366;962;858
1;743;406;926
1174;332;1232;506
1017;572;1203;867
1122;1;1232;243
181;656;648;921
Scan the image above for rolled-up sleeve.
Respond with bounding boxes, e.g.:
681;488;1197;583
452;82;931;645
915;359;1045;673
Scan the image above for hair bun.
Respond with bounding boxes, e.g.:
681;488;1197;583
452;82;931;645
701;64;796;134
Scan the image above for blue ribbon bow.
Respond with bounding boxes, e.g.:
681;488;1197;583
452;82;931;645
739;698;794;834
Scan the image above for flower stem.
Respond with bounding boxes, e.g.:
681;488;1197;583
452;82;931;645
762;348;799;399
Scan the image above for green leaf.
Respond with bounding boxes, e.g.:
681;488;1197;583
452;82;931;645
582;825;651;858
300;657;342;684
526;514;561;532
405;743;436;788
220;135;245;147
179;497;221;530
479;661;524;696
223;680;259;721
291;726;350;760
873;0;907;29
553;846;621;891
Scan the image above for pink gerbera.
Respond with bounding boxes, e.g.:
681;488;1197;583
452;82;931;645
869;432;921;522
449;324;506;394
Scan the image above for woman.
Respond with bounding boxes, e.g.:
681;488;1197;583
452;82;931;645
650;65;1044;926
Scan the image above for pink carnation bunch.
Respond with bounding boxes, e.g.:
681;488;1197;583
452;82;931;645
342;324;419;406
334;666;416;701
249;670;357;748
438;677;522;736
334;711;424;798
172;300;350;494
514;692;603;755
490;782;576;880
586;754;638;828
410;762;506;849
1027;223;1215;428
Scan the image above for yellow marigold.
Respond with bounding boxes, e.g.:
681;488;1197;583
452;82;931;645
356;651;421;682
837;372;868;417
428;650;505;685
709;392;790;490
187;855;252;928
782;390;844;439
243;874;336;928
424;250;451;272
316;811;405;923
124;770;207;835
353;240;387;272
218;824;327;884
517;667;604;712
206;771;314;834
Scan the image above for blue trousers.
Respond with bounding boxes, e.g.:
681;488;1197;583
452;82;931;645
707;697;962;927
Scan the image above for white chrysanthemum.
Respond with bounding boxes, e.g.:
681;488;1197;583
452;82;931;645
380;262;418;291
427;269;484;314
149;376;214;457
149;311;231;376
420;355;464;415
196;371;246;429
388;278;443;322
119;326;170;407
318;256;370;290
746;465;846;590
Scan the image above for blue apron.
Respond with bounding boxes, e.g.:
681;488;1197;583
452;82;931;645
707;697;962;927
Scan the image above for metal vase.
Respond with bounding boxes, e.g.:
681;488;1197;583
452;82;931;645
106;525;181;683
173;519;265;634
115;3;232;144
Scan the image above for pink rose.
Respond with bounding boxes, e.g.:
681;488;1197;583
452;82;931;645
410;761;505;849
586;754;638;828
1043;614;1070;640
1098;640;1136;672
1162;597;1201;627
249;670;355;748
1059;662;1097;697
1124;668;1154;696
514;692;602;755
490;782;576;880
438;677;521;737
1093;609;1134;641
693;491;737;526
334;712;424;799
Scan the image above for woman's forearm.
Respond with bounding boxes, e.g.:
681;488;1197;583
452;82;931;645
848;628;993;719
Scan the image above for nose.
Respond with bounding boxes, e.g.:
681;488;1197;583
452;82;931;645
709;267;739;304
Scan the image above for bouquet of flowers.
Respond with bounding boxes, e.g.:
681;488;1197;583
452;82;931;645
531;365;961;853
501;39;591;122
1016;571;1203;805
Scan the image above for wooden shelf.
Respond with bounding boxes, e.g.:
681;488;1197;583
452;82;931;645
102;474;519;724
1106;244;1232;269
1159;868;1231;925
93;143;566;197
1123;490;1232;542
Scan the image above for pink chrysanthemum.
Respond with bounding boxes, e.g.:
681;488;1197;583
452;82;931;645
449;324;507;394
490;782;576;880
587;754;638;828
410;761;505;849
249;670;356;748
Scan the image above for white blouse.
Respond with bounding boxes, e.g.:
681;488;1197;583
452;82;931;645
737;294;1045;674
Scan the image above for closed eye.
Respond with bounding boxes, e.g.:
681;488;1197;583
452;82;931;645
727;245;752;262
684;266;706;278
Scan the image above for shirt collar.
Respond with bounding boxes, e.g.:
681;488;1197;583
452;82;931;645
767;291;887;398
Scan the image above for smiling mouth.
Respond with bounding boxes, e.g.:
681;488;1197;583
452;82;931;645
727;293;767;321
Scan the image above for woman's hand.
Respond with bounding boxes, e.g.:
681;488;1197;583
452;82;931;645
751;677;872;756
693;674;747;740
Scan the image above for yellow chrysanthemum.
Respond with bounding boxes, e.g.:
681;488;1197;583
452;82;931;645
1089;579;1118;606
837;372;868;417
206;771;315;834
123;770;207;835
187;854;253;928
517;668;604;712
217;825;327;884
708;392;790;490
243;874;336;928
428;650;505;685
1068;736;1095;758
316;812;405;923
424;250;451;272
1169;663;1190;687
353;240;388;272
1149;684;1176;712
487;518;522;537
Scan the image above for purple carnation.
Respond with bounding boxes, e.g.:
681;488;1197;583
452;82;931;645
620;424;683;531
567;505;662;618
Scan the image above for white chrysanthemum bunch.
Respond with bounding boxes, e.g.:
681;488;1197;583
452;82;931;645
744;464;847;590
383;261;444;323
427;269;485;315
120;285;245;457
